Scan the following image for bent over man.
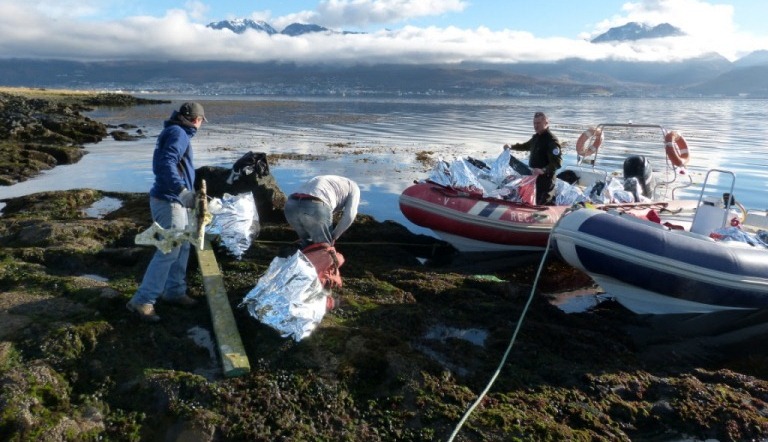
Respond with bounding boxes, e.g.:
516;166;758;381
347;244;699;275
284;175;360;248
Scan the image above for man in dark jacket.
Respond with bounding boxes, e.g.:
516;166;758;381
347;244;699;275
127;102;207;322
505;111;563;205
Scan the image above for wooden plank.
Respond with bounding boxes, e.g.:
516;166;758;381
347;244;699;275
195;239;251;377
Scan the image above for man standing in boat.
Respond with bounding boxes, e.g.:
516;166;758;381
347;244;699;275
504;111;563;205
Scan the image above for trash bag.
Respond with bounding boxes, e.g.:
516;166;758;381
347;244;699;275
226;151;270;184
240;250;331;341
516;175;537;205
206;192;259;259
494;174;537;204
710;226;766;247
554;179;588;206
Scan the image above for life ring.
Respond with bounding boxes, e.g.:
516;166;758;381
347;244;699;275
576;127;603;156
664;131;690;167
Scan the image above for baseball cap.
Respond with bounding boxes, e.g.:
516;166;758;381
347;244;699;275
179;102;207;122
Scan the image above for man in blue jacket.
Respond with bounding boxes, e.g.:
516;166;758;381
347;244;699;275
127;102;207;322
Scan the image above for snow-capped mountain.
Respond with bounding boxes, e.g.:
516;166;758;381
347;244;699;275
591;22;684;43
207;19;278;35
207;19;332;36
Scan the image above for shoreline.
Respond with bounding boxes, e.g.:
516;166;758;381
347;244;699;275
0;87;168;187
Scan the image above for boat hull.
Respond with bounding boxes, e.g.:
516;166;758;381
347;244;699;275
399;182;567;252
552;208;768;314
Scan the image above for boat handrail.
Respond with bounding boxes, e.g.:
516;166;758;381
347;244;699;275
579;122;668;167
581;122;695;201
693;168;737;232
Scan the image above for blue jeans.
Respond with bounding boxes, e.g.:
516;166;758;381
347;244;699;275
284;198;333;247
131;197;191;305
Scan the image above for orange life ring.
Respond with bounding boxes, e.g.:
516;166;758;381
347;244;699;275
576;127;603;156
664;131;690;167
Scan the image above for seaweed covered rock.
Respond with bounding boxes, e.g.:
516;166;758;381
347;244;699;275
0;90;164;186
1;187;768;441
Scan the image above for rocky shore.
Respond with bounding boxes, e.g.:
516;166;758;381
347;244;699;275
1;89;768;441
0;88;167;185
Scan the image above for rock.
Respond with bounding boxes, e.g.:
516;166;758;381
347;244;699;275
195;164;287;224
109;130;145;141
0;91;111;185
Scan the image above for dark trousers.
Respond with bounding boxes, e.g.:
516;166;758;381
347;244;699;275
535;174;556;206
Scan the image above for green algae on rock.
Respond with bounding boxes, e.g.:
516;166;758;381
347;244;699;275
1;183;768;441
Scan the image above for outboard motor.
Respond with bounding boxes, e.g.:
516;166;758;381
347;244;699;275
622;155;655;198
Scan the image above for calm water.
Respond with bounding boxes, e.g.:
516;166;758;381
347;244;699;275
2;95;768;234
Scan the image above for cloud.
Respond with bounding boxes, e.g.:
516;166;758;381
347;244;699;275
583;0;767;61
184;0;210;22
0;0;764;64
315;0;467;28
270;0;467;30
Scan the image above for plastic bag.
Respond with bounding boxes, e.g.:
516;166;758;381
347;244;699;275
206;192;259;259
448;158;486;196
710;226;767;247
555;180;588;206
240;250;330;341
516;175;537;205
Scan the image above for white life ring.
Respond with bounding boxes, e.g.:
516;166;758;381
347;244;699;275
576;127;603;156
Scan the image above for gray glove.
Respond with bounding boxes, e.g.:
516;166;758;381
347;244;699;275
179;188;197;208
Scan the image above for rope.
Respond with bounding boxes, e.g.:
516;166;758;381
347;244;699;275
446;226;558;441
251;239;444;247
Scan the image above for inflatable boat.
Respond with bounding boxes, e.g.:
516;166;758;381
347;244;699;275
400;123;695;252
552;170;768;314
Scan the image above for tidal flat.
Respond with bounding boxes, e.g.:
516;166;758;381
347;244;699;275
1;88;768;441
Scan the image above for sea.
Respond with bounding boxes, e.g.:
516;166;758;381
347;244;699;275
2;95;768;236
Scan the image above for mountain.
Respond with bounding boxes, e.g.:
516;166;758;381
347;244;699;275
733;50;768;68
207;19;277;35
281;23;329;36
591;22;684;43
686;65;768;96
207;19;339;36
2;50;768;97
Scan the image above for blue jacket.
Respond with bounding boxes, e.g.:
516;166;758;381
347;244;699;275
149;111;197;203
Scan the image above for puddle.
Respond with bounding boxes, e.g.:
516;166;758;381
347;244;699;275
187;326;217;361
80;274;109;283
83;196;123;219
423;325;488;347
186;326;224;379
547;288;608;313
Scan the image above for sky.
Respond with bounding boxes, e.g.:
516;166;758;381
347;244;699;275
1;0;767;65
